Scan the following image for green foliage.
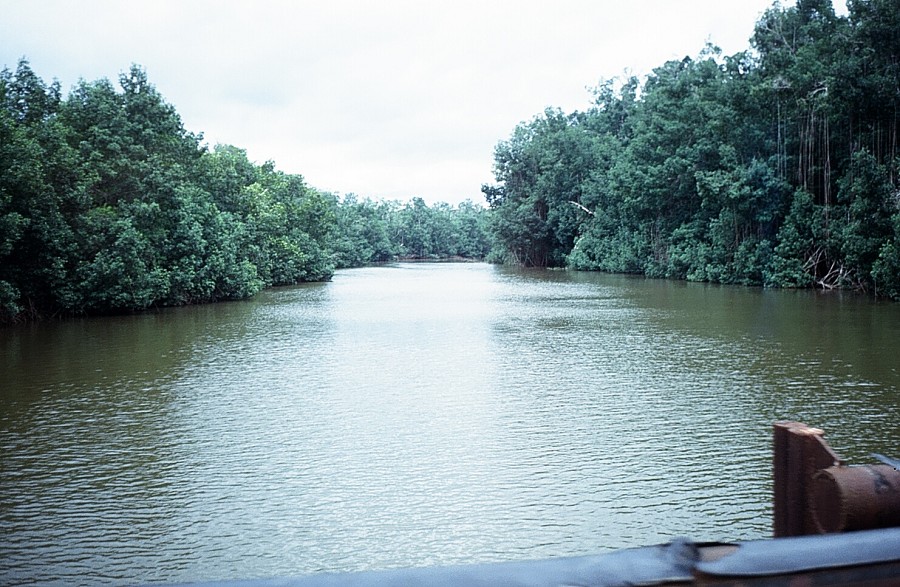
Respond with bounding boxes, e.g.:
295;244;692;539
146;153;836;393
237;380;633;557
70;206;168;312
328;195;492;268
485;0;900;299
832;151;895;289
484;108;594;267
0;61;495;323
872;225;900;300
329;195;396;267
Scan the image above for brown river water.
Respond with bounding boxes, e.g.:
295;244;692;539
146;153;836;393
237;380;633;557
2;262;898;585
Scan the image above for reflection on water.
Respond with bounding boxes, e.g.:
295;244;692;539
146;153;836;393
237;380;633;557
1;263;898;585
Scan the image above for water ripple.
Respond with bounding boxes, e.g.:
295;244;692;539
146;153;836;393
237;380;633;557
2;264;898;585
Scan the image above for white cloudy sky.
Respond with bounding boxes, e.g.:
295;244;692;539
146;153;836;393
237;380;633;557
1;1;846;205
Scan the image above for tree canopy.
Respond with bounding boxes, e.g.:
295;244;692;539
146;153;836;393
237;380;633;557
0;61;492;323
5;0;898;323
483;0;900;299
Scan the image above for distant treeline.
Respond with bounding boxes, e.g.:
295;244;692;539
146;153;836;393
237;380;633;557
483;0;900;298
0;61;492;323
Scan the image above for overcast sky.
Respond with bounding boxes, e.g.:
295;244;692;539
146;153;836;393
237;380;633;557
1;1;847;206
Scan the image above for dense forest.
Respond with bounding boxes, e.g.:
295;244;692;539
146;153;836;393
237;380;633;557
0;62;491;323
3;0;899;324
483;0;900;298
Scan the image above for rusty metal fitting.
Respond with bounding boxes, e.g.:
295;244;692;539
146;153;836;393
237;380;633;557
773;421;842;536
812;465;900;533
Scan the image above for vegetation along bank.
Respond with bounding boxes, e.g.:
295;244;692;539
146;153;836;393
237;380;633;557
2;0;899;324
483;0;900;298
0;63;491;324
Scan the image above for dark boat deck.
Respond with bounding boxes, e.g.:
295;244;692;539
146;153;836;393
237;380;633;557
161;527;900;586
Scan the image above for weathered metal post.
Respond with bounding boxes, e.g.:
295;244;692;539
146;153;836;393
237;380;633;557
772;421;842;537
773;421;900;537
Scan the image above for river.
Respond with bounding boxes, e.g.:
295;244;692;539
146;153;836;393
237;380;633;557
1;262;898;585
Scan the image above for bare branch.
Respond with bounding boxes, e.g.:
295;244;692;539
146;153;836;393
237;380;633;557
568;200;595;216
